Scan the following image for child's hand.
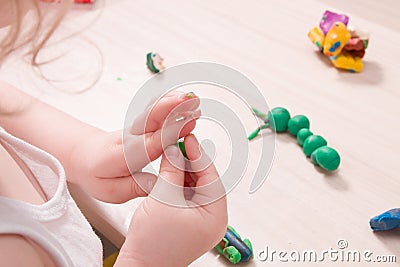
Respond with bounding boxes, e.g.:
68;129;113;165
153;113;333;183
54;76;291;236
69;91;200;203
115;134;228;267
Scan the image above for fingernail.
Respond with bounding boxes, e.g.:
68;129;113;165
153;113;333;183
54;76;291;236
165;145;180;158
178;92;187;99
186;92;195;99
178;92;196;99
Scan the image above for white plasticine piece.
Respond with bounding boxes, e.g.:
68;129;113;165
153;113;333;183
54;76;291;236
347;26;370;39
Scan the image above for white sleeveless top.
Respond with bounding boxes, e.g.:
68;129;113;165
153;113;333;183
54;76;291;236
0;128;102;267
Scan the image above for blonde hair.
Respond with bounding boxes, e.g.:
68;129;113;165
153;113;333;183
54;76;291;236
0;0;72;65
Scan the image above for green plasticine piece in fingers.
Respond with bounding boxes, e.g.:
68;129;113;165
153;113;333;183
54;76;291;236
177;141;188;159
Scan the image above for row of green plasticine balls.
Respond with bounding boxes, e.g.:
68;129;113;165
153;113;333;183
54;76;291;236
249;107;341;171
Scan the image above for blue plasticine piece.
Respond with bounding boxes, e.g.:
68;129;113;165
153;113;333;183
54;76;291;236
224;228;253;263
369;208;400;231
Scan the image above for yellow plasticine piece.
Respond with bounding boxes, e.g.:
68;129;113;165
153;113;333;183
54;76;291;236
323;22;351;57
103;252;119;267
330;52;364;72
308;26;325;49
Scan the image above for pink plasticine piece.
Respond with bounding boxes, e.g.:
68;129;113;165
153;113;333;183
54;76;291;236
319;10;349;35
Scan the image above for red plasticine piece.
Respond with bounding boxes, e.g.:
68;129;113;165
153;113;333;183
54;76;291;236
344;37;368;58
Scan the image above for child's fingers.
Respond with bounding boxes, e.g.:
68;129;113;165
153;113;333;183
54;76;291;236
99;113;198;178
184;134;227;208
145;110;200;158
131;93;199;135
158;146;185;186
150;145;187;206
184;166;198;200
144;91;181;109
124;112;199;173
184;134;219;186
91;172;157;203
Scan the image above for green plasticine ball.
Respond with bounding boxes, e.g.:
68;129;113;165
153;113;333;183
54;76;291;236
223;246;241;264
268;107;291;132
288;115;310;136
297;128;313;146
303;135;327;157
311;146;341;171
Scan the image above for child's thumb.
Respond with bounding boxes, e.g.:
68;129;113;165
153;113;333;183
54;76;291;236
150;145;187;206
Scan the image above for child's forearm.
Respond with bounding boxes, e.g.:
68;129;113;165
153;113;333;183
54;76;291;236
0;81;102;175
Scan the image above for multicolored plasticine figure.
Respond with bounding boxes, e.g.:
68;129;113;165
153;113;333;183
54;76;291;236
146;52;165;73
370;208;400;231
215;226;253;264
308;10;370;72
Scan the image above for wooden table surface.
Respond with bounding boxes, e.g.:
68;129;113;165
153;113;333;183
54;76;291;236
1;0;399;266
